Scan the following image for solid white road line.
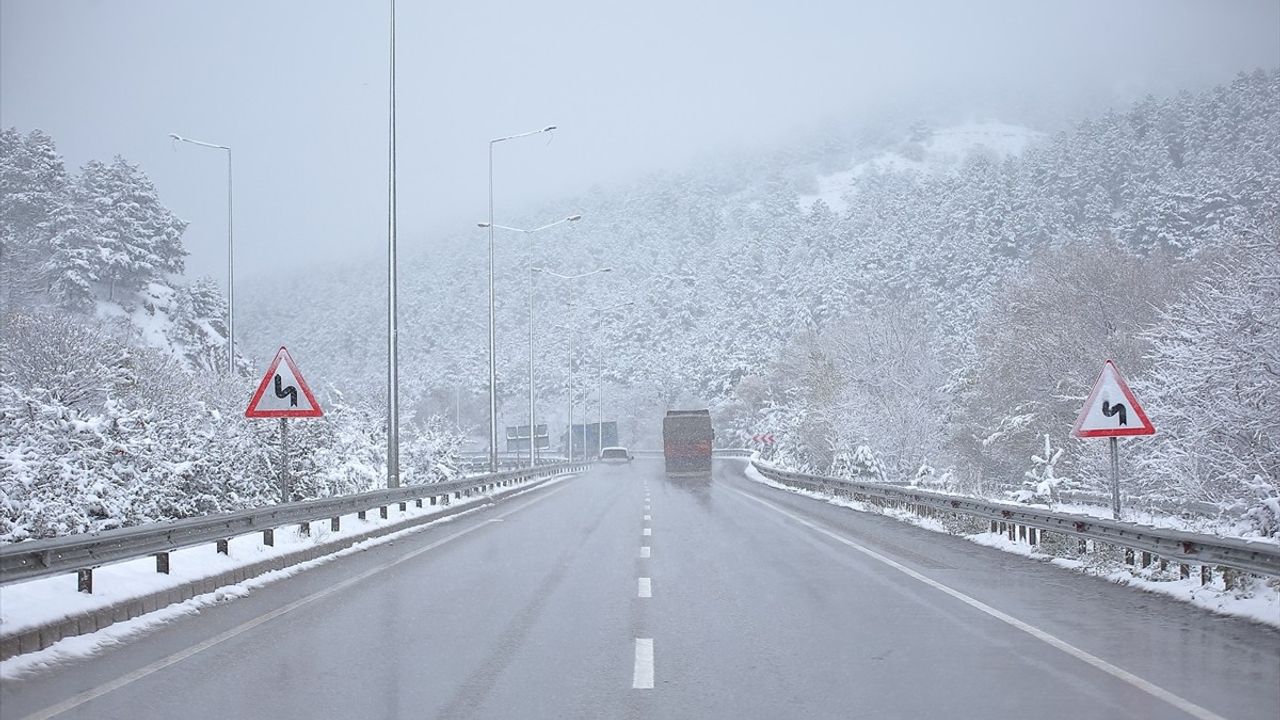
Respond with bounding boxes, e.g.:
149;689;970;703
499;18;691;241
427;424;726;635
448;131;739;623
19;482;577;720
633;638;654;689
726;486;1229;720
640;546;651;558
644;514;651;521
638;577;652;598
643;528;652;536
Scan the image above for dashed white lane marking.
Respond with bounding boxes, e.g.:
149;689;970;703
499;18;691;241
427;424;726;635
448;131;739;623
644;514;651;520
18;482;577;720
643;528;652;536
727;486;1228;720
640;546;651;558
632;638;654;689
638;577;652;598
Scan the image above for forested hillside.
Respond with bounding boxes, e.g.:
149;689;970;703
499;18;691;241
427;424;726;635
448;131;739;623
242;69;1279;533
0;130;460;542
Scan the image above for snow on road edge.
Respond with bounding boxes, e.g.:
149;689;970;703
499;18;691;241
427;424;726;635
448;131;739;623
0;472;579;680
740;462;1280;628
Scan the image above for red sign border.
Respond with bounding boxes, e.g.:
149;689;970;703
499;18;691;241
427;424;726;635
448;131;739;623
1071;359;1154;438
245;346;324;418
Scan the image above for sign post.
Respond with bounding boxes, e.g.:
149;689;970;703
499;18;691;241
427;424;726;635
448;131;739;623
246;347;324;501
1071;360;1155;520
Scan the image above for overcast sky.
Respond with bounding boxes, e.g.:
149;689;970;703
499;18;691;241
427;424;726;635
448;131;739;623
3;0;1278;286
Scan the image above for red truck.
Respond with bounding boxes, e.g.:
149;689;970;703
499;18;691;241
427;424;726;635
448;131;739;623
662;409;714;476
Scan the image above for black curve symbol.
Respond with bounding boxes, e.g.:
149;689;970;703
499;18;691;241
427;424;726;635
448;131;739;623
274;374;298;407
1102;400;1127;426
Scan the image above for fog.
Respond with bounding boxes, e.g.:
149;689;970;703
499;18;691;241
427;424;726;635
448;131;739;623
2;0;1277;285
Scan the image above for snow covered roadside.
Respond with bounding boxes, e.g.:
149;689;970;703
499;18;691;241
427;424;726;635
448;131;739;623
0;472;579;677
741;463;1280;628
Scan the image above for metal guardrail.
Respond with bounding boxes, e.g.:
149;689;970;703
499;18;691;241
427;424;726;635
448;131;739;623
0;461;590;590
750;459;1280;580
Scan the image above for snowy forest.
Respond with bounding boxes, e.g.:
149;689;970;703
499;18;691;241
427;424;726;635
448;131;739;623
3;68;1278;541
0;131;460;541
242;69;1279;536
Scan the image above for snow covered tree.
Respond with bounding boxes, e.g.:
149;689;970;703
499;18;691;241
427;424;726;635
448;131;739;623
76;156;187;301
1139;230;1280;534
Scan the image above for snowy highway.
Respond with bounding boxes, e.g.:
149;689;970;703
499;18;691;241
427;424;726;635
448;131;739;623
2;458;1278;720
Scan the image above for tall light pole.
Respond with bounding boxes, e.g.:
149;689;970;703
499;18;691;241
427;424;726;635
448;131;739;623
479;214;582;467
386;0;400;488
536;267;612;460
168;133;233;374
585;301;635;457
488;125;557;472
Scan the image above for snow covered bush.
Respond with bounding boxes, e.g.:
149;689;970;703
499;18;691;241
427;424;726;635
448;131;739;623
1010;434;1072;505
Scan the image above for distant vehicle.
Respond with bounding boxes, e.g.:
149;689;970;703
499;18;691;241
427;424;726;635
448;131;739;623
663;409;714;476
600;446;633;464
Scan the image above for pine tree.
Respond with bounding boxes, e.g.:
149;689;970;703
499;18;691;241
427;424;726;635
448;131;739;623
76;156;187;301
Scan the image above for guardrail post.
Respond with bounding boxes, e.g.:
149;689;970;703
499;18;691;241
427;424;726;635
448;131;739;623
1028;528;1037;546
216;539;229;555
1124;548;1135;566
263;528;275;547
379;506;388;520
990;521;998;533
1140;551;1151;568
1221;568;1235;591
1200;565;1211;585
155;552;170;574
1079;538;1088;554
399;502;407;512
1007;524;1015;541
358;510;367;520
415;498;423;508
77;568;93;594
430;496;437;506
1017;525;1026;543
299;522;310;537
1180;563;1191;579
331;517;340;532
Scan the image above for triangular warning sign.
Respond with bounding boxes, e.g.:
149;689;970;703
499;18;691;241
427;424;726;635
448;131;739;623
1072;360;1154;438
245;347;324;418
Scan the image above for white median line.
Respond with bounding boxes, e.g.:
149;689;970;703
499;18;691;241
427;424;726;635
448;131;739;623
643;528;651;536
638;577;652;598
640;546;651;558
644;514;651;520
726;486;1229;720
633;638;654;689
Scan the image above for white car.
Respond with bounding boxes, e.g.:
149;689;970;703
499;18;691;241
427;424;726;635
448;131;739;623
600;446;633;464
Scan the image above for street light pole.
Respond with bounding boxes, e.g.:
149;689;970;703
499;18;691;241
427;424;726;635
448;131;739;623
386;0;400;488
168;133;233;374
487;125;557;473
585;301;634;458
536;266;612;460
480;215;582;468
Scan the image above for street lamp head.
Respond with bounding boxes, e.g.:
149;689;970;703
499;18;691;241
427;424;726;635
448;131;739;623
543;125;557;133
566;214;583;222
601;267;614;273
477;222;491;228
168;133;182;141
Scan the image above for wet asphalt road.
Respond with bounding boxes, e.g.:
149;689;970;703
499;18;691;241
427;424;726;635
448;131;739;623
2;458;1277;720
